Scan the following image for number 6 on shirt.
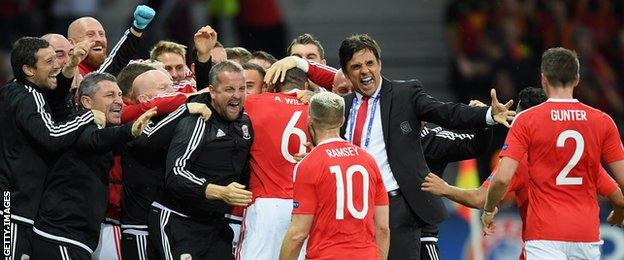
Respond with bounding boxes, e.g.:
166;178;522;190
281;111;307;163
556;130;584;185
329;165;370;220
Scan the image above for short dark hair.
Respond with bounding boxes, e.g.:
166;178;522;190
540;47;579;87
251;50;277;64
242;62;266;78
517;87;547;112
287;34;325;59
274;68;307;92
209;60;244;87
11;37;50;82
117;63;155;97
78;72;117;100
339;34;381;72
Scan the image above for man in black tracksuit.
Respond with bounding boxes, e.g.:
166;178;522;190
147;61;253;260
0;37;100;259
30;72;155;259
419;124;492;260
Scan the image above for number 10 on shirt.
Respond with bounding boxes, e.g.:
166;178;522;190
329;165;370;220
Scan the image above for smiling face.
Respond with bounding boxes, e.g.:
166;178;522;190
210;70;246;121
81;80;124;125
68;17;108;68
156;52;186;82
244;69;265;95
45;34;73;68
344;49;381;97
26;46;61;90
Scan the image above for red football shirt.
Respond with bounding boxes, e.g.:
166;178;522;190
499;99;624;242
483;157;617;241
292;138;388;260
245;92;310;200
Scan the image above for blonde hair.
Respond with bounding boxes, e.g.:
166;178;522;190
309;92;345;130
150;40;187;61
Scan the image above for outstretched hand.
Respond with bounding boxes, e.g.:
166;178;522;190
132;107;158;137
293;142;313;162
264;56;299;85
481;207;499;236
63;41;94;78
490;89;516;128
194;25;218;63
187;102;212;122
421;173;449;196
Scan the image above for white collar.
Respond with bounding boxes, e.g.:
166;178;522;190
316;137;347;146
547;98;579;103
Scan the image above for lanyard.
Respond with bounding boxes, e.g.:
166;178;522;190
348;93;381;149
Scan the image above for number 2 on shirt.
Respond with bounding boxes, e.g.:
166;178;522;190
329;165;370;220
556;130;584;185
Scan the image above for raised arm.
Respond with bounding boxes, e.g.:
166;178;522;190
421;173;487;209
421;126;492;166
15;90;98;152
193;25;217;90
97;5;155;76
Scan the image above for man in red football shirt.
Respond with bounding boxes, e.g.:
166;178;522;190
483;47;624;259
235;68;311;260
279;92;390;260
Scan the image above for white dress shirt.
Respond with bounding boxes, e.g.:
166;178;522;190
345;81;496;192
345;84;400;191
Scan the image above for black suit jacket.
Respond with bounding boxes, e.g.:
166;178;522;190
340;78;489;224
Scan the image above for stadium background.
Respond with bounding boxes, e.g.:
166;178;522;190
1;0;622;259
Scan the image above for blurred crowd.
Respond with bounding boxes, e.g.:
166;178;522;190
446;0;624;119
445;0;624;177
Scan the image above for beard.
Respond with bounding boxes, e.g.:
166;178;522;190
83;51;107;68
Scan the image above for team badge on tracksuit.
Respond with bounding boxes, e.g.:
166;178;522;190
242;125;251;140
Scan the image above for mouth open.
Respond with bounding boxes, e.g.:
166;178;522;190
227;100;240;113
91;46;105;53
110;105;122;116
360;76;374;87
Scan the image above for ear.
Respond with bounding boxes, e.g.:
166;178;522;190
321;59;327;65
209;85;216;98
304;81;310;91
540;73;547;88
80;96;93;109
22;64;35;77
261;82;268;93
572;75;580;88
137;94;149;103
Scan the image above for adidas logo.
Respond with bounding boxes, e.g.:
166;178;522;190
216;129;226;137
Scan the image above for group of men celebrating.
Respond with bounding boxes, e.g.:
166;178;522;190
1;3;624;260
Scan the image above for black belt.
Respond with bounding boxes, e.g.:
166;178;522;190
388;189;401;198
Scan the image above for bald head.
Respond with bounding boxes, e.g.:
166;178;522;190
67;17;108;68
41;33;72;67
132;70;175;103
